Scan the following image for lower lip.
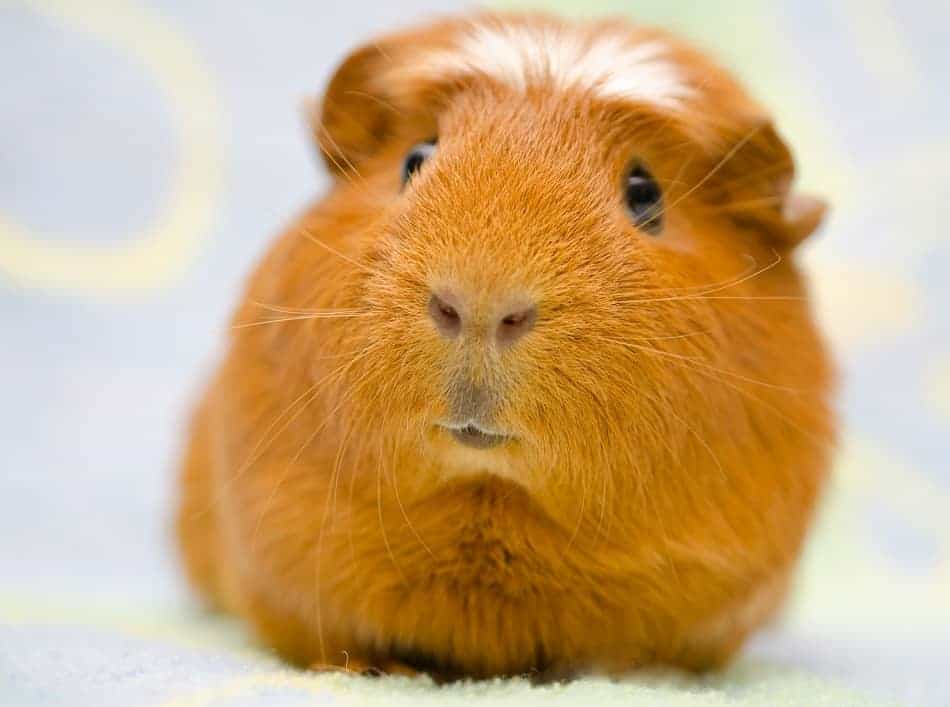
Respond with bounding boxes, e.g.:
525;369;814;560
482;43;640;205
447;425;509;450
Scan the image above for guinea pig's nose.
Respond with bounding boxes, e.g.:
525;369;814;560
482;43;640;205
428;289;536;346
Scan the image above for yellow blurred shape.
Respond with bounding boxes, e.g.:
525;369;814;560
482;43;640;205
805;257;921;351
790;435;950;629
0;0;223;295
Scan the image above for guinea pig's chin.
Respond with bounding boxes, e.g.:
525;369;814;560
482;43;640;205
423;426;524;485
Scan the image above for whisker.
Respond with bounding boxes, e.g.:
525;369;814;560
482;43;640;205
688;248;782;296
619;249;788;304
693;295;802;301
232;311;372;329
616;293;803;304
300;227;375;274
199;383;320;517
343;88;403;115
250;381;351;550
666;404;726;481
248;344;380;548
565;455;589;551
678;357;835;452
310;350;380;665
204;343;379;517
390;440;435;558
613;344;833;454
328;416;357;576
595;336;806;393
625;329;712;342
312;118;367;188
656;253;758;295
652;124;765;222
700;159;793;194
377;438;409;587
250;300;367;316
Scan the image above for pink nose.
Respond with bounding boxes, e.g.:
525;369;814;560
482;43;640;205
428;290;537;347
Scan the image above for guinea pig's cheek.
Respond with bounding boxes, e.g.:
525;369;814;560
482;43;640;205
633;213;695;254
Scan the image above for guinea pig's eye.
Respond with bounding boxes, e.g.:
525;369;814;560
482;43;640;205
624;163;663;235
401;140;437;186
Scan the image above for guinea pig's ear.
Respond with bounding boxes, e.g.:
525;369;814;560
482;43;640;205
310;42;401;176
716;120;828;249
780;192;828;246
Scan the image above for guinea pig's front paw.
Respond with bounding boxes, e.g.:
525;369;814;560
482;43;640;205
310;654;420;678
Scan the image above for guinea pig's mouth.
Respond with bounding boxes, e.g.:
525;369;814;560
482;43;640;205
437;421;512;450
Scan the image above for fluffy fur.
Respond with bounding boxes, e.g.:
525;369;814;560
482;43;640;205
407;18;692;108
176;12;836;680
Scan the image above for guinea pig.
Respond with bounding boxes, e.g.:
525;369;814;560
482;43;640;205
176;12;836;680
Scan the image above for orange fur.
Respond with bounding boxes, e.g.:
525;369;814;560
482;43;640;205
176;13;836;679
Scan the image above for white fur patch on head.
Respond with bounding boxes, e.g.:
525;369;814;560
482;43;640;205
406;20;693;109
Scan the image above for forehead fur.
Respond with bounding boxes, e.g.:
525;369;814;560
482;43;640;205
400;17;694;110
318;12;778;181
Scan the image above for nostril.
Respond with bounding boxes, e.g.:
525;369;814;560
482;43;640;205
428;292;462;339
496;303;537;347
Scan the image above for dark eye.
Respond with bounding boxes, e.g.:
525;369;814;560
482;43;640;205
401;140;437;186
624;163;663;235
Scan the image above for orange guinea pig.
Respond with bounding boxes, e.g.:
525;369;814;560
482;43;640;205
176;12;837;680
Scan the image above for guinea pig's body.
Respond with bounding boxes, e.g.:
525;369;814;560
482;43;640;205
176;13;836;679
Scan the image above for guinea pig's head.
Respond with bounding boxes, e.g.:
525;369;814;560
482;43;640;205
302;14;833;532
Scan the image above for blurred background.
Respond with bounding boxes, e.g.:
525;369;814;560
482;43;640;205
1;1;948;706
